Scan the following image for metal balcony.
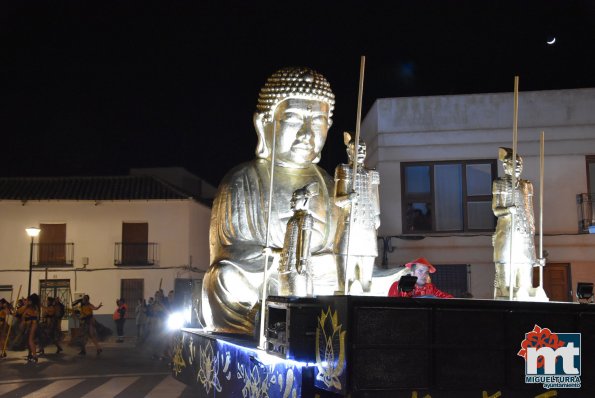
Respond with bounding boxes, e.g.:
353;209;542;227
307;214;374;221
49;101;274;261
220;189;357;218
114;242;158;266
32;243;75;267
577;193;595;233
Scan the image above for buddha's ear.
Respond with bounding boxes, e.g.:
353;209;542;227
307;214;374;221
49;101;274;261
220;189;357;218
254;112;270;159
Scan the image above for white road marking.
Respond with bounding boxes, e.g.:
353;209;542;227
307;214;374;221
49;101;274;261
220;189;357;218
144;375;188;398
80;376;139;398
21;379;84;398
0;383;25;395
0;372;169;384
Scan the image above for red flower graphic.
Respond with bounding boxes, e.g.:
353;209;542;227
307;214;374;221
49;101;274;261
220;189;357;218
518;325;565;369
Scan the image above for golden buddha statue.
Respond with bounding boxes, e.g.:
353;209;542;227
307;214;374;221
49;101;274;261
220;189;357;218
201;67;339;334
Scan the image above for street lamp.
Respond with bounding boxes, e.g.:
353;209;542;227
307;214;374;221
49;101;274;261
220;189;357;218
26;227;41;297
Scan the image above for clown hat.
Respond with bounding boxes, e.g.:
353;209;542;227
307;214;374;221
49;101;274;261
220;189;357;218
404;257;436;273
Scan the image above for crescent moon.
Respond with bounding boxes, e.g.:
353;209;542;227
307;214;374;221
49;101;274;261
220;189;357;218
547;37;556;45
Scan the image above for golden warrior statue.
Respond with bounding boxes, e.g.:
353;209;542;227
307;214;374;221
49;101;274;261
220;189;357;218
492;147;544;300
278;183;319;297
202;67;339;334
334;132;380;294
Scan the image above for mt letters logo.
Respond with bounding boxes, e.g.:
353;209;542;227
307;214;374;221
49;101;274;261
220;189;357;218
518;325;581;389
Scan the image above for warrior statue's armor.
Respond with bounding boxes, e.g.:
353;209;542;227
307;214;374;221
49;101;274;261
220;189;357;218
492;147;543;300
334;133;380;293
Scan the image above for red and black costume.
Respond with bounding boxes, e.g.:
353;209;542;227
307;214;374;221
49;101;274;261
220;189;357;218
387;257;454;298
388;281;453;298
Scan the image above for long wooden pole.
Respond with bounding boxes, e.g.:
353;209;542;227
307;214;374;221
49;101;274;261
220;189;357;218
343;56;366;294
509;76;519;301
259;117;278;349
539;131;545;288
2;285;22;357
352;56;366;189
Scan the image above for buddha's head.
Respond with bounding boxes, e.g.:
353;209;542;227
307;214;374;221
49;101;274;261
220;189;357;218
254;67;335;168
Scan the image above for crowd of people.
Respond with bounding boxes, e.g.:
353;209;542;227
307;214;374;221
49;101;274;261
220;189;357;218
0;294;65;362
134;289;177;361
0;288;180;363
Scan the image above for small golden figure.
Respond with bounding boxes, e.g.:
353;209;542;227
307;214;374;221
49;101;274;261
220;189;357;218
278;183;319;297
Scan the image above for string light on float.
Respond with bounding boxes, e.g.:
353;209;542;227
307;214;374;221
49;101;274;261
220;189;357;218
167;306;192;330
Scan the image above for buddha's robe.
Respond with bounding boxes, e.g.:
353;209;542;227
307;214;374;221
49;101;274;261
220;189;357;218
202;159;338;334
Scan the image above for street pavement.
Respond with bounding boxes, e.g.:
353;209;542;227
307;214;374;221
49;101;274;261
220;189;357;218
0;337;197;397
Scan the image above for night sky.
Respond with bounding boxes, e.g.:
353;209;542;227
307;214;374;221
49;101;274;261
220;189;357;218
2;1;595;187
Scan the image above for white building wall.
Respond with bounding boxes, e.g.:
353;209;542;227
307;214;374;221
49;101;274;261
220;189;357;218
189;202;212;271
0;199;211;314
362;88;595;300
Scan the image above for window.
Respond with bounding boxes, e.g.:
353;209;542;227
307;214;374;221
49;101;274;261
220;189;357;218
579;156;595;232
121;279;144;319
0;285;12;302
587;155;595;193
38;223;74;266
116;222;155;266
401;160;496;233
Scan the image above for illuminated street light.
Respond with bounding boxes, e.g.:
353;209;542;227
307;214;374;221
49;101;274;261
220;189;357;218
26;227;41;297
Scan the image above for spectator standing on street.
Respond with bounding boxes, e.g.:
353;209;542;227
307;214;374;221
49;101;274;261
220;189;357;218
140;297;154;345
113;298;127;343
149;290;168;360
167;290;174;310
135;299;146;340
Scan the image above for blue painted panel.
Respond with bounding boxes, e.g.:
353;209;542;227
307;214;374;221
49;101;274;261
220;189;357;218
172;330;311;398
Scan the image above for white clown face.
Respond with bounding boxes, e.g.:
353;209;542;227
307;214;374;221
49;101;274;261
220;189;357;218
412;264;430;286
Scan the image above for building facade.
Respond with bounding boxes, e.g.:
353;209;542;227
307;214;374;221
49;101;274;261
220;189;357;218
0;171;212;332
361;87;595;300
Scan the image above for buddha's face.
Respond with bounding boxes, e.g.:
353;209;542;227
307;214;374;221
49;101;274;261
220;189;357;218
272;98;330;168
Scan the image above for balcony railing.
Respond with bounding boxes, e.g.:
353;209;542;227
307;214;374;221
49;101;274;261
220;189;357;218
32;243;75;267
114;242;158;266
577;193;595;233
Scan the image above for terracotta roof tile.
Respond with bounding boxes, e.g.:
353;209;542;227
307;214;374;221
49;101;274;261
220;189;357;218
0;176;191;201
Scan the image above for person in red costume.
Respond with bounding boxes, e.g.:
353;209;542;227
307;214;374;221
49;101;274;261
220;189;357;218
388;257;453;298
